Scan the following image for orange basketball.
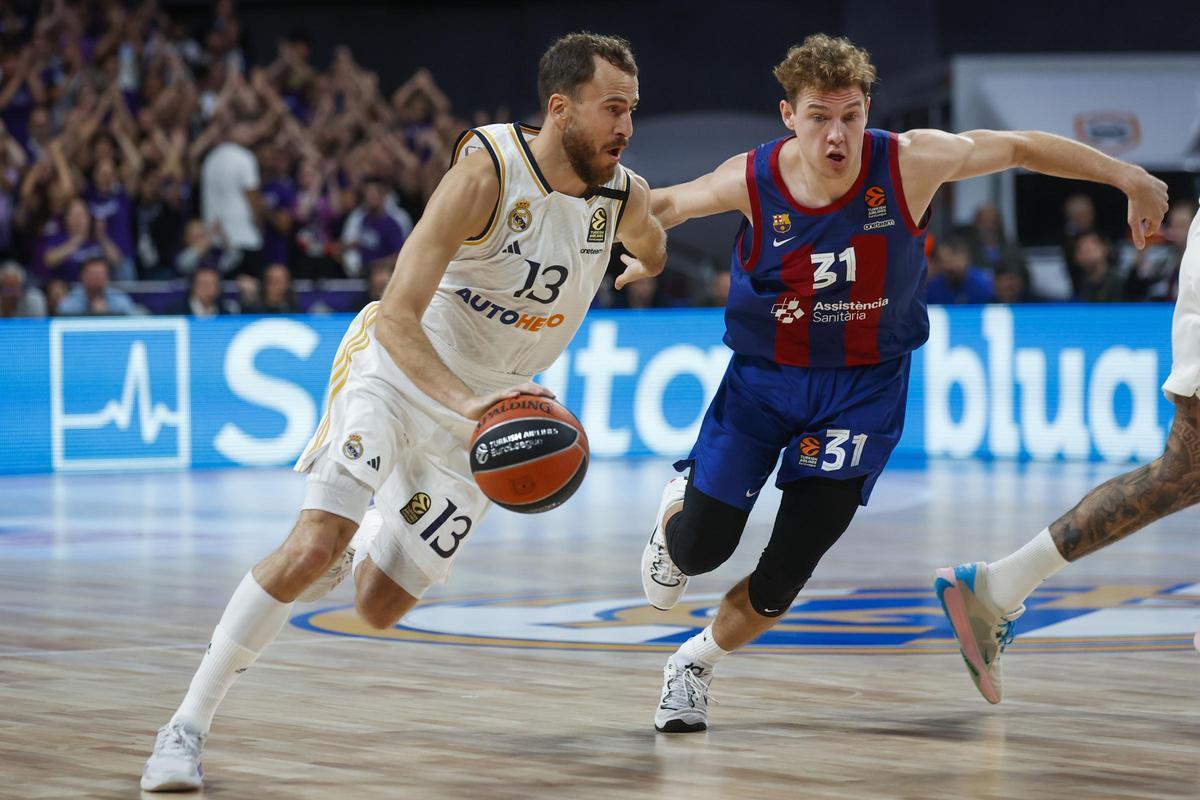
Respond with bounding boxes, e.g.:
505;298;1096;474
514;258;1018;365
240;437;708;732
469;394;589;513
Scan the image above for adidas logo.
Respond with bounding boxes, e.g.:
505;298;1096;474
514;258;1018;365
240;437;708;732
502;240;522;255
368;456;381;471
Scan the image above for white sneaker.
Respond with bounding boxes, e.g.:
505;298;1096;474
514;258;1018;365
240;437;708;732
297;507;383;602
641;477;688;610
141;721;206;792
654;658;714;733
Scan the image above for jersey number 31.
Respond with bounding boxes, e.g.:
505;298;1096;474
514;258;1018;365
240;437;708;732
811;247;857;290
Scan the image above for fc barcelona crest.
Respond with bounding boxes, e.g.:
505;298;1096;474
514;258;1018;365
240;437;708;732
772;213;792;234
508;200;533;233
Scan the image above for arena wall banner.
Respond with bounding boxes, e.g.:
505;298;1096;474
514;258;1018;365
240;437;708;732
949;54;1200;229
0;305;1175;475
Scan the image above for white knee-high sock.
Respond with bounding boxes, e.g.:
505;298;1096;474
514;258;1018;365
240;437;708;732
672;624;729;670
984;528;1069;613
171;572;293;734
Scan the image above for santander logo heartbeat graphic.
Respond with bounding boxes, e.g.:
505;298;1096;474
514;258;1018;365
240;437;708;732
51;318;192;470
59;341;183;443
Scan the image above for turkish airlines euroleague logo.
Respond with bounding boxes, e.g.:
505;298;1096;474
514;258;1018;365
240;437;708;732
865;185;889;222
798;436;822;467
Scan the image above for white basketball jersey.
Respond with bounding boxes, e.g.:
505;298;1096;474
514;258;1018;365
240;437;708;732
421;122;634;392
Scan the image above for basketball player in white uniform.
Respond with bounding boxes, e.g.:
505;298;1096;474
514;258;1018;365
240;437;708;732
142;32;666;791
936;203;1199;705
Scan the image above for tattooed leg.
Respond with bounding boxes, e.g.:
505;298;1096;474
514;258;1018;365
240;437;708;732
1050;394;1200;562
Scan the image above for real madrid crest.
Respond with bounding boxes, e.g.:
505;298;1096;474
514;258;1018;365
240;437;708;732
342;433;364;460
507;200;532;233
772;213;792;234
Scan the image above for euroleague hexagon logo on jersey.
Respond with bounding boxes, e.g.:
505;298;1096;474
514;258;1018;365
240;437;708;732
865;185;888;219
507;200;533;233
772;213;792;234
587;207;607;243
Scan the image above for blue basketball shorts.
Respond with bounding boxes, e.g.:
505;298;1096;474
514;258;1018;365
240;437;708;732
675;352;911;511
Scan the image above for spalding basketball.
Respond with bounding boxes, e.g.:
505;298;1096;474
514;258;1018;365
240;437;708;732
469;394;589;513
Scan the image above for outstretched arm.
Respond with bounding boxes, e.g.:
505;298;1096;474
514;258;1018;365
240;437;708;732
651;153;751;230
375;150;551;421
613;174;667;290
899;129;1169;248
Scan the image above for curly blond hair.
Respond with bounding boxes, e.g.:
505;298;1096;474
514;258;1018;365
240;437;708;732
773;34;876;102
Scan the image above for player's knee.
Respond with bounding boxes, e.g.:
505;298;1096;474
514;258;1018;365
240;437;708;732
354;564;420;629
354;596;403;630
282;512;354;581
747;569;805;618
669;523;739;576
282;539;338;584
354;589;417;630
665;488;747;576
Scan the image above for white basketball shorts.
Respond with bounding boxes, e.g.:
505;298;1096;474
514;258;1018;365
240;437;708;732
294;303;492;597
1163;208;1200;401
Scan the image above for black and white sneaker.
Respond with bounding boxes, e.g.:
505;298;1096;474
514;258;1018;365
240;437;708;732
654;659;714;733
640;477;688;610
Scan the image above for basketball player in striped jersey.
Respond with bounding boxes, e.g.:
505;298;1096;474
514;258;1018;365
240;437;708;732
142;32;665;791
628;34;1167;732
936;203;1200;704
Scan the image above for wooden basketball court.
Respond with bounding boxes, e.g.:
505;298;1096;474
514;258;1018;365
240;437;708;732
1;458;1197;799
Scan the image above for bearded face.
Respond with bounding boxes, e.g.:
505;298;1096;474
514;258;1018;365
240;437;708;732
562;109;627;187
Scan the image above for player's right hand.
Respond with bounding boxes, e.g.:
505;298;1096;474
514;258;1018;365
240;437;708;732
459;382;556;421
1125;168;1169;250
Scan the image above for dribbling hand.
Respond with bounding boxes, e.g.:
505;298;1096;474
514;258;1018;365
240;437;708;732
459;382;556;421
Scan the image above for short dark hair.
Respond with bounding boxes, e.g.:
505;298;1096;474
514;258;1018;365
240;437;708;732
537;32;637;110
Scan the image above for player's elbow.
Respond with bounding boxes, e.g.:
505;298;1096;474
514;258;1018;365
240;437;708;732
376;302;423;348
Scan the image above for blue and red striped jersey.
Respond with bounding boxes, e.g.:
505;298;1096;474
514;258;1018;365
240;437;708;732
724;129;929;368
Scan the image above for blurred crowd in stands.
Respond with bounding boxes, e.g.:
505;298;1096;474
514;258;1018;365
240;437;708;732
924;195;1198;307
0;0;1196;319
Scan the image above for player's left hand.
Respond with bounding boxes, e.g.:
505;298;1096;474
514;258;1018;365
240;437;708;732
1126;168;1169;250
614;253;654;290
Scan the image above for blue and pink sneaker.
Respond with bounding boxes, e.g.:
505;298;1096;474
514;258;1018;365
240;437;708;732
934;562;1024;704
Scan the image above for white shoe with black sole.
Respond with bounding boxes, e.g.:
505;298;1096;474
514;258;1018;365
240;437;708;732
641;477;688;610
654;658;714;733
